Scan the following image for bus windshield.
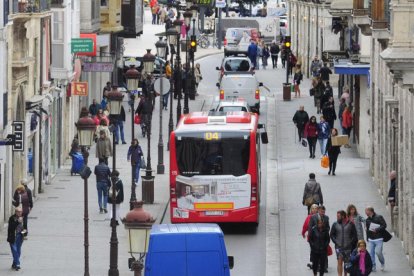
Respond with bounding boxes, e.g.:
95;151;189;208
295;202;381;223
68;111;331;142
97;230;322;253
175;132;250;177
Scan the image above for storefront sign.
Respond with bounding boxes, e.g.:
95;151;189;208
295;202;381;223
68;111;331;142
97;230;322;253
71;39;93;54
83;62;114;72
72;82;88;96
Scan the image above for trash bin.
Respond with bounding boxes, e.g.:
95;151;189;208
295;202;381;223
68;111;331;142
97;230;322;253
142;175;155;204
283;83;292;101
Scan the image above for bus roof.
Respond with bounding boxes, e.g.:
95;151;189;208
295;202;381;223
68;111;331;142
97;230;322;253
175;111;258;133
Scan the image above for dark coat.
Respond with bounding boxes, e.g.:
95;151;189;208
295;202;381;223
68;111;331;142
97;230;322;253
89;103;101;116
13;190;32;216
365;213;387;240
94;162;111;184
319;66;332;81
270;44;280;55
302;179;323;206
330;220;358;251
7;214;23;244
135;98;153;115
349;249;373;276
108;178;124;204
322;102;337;122
308;213;330;232
292;110;309;129
308;225;330;254
127;145;143;165
120;106;126;122
388;179;396;203
326;138;341;158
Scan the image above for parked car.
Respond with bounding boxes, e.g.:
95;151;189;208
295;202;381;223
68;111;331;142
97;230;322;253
217;72;263;113
216;56;254;81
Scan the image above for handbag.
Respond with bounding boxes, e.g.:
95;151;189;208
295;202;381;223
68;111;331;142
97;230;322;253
382;229;393;242
301;138;308;147
310;88;315;96
321;155;329;168
140;156;146;169
304;196;314;206
327;244;333;256
134;114;141;125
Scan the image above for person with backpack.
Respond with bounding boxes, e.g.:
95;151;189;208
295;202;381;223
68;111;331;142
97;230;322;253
302;173;324;214
270;41;280;68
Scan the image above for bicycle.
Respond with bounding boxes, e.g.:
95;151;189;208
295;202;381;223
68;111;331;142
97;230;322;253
197;33;221;49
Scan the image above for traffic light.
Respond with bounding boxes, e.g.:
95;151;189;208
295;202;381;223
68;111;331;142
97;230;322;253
284;36;291;51
190;35;197;52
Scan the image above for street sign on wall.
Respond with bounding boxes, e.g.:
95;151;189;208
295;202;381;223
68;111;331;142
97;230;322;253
12;121;24;152
71;38;94;54
72;82;89;96
83;62;114;72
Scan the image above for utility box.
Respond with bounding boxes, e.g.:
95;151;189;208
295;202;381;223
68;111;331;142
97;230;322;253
145;223;234;276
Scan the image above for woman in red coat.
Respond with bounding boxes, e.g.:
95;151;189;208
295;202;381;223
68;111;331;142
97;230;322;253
341;107;353;148
304;116;318;158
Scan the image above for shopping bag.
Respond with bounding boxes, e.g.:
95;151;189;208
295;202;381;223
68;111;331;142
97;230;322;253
327;244;333;256
321;155;329;168
291;83;294;92
134;114;141;125
140;156;146;169
301;138;308;147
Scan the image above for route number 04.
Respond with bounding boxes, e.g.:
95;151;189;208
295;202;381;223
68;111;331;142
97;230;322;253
205;132;220;140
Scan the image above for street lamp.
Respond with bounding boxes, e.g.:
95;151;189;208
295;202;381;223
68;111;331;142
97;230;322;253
107;86;124;276
185;0;193;9
190;4;198;19
141;49;156;204
76;113;96;276
122;201;155;276
166;27;178;150
183;9;193;114
173;18;183;124
155;37;167;175
125;65;141;210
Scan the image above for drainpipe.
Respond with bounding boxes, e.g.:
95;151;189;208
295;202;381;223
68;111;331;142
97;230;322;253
306;7;310;79
316;7;319;56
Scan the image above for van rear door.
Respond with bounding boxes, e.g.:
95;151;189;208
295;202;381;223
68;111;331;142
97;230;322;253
221;75;259;107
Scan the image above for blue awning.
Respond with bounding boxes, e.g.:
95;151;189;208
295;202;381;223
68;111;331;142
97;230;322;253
334;63;370;75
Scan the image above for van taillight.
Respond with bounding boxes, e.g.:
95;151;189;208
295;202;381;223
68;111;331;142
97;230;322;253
220;90;224;100
255;89;260;99
224;38;227;46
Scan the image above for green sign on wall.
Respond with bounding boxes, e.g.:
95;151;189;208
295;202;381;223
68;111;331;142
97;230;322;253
71;38;94;54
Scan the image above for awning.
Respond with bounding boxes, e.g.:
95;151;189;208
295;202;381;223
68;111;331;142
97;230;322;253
334;62;370;75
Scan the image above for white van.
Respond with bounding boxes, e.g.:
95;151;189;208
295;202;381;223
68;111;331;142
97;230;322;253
224;28;259;57
217;72;263;113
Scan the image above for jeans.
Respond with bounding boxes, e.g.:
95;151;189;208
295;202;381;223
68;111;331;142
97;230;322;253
97;181;108;210
132;164;140;183
318;138;328;155
307;137;317;157
297;126;304;141
10;233;23;267
114;121;126;143
369;239;385;268
271;55;278;68
23;214;28;235
163;92;169;108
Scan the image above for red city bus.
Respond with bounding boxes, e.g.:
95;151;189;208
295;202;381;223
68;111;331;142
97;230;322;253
169;111;268;225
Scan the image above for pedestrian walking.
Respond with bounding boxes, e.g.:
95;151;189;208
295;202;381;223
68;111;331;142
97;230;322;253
317;116;330;156
95;119;111;142
114;105;127;144
100;95;108;110
7;206;25;271
93;108;110;126
103;81;111;97
330;210;358;276
305;116;318;159
127;138;144;184
135;95;153;137
163;61;172;110
312;77;325;114
159;5;166;23
293;64;303;98
310;56;323;77
302;173;324;214
309;219;330;276
347;204;365;241
94;158;111;214
256;41;263;70
338;98;347;134
319;63;332;83
108;170;124;225
151;3;158;24
325;81;333;96
89;99;101;116
365;207;387;272
262;44;270;70
12;182;32;238
96;130;112;165
194;63;203;96
342;107;353;148
349;240;373;276
270;41;280;68
280;45;287;68
302;204;319;269
326;128;341;175
320;88;332;113
341;86;351;105
308;205;331;272
387;171;397;226
289;53;297;76
292;105;309;142
247;40;258;69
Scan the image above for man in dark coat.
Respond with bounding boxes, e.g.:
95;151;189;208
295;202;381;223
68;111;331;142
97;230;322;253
293;105;309;142
322;97;337;129
365;207;387;272
319;63;332;82
108;170;124;225
269;41;280;68
114;105;127;144
95;158;111;214
302;173;324;214
89;99;101;116
8;207;24;270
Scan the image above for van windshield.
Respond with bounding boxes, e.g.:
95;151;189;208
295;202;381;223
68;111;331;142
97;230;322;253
224;59;251;71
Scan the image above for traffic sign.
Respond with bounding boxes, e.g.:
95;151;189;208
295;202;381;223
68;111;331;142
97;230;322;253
71;38;94;54
216;0;226;8
154;77;171;95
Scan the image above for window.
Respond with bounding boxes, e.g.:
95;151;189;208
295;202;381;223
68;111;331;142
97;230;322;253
52;11;64;42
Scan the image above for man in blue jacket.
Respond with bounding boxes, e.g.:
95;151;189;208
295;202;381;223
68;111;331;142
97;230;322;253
247;40;258;69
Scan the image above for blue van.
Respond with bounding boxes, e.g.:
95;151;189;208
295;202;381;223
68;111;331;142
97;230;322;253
145;223;234;276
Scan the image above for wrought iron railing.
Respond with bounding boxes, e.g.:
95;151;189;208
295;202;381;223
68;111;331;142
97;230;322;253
369;0;390;30
13;0;50;14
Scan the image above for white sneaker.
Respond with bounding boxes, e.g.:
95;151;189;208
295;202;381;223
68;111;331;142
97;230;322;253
381;264;385;271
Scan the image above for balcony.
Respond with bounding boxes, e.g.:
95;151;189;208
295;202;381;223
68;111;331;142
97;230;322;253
369;0;390;40
100;0;123;33
352;0;371;35
12;0;50;14
51;0;65;8
328;0;353;16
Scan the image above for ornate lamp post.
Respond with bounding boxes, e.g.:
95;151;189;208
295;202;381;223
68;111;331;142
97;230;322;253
76;113;96;276
173;17;183;124
107;86;124;276
141;49;156;204
155;37;167;175
122;201;155;276
183;9;193;114
190;4;198;100
125;66;140;210
166;27;179;150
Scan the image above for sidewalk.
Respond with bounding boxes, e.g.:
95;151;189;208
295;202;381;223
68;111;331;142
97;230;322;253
273;78;413;275
0;10;222;275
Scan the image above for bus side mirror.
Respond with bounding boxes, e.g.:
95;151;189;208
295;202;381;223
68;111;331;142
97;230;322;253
228;256;234;269
261;132;269;144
